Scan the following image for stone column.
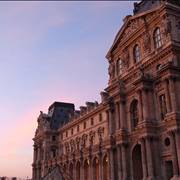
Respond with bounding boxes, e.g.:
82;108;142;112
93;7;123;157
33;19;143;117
121;144;127;180
120;100;126;130
32;166;36;180
43;141;48;161
35;167;38;180
145;137;154;179
37;146;41;162
116;102;120;130
175;130;180;174
165;79;172;113
80;157;84;180
89;159;93;180
140;138;147;180
169;131;179;177
33;145;37;163
169;78;177;112
153;137;163;179
36;166;40;180
109;148;115;180
148;90;155;121
73;161;76;180
138;90;143;122
142;90;149;121
99;153;103;180
107;110;113;135
117;145;123;180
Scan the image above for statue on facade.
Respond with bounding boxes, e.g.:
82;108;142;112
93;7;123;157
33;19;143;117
89;130;95;146
108;62;115;79
143;32;151;53
122;49;130;69
75;137;80;151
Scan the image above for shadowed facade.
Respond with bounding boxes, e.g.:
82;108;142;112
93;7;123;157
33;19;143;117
32;0;180;179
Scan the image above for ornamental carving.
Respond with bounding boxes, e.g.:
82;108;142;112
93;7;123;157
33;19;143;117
143;32;151;53
81;134;88;149
70;139;75;153
75;137;80;151
122;49;130;70
162;17;172;36
97;127;104;144
65;142;70;154
161;16;172;43
89;130;95;146
121;18;144;42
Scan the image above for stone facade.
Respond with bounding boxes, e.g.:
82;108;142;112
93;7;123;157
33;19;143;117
32;1;180;180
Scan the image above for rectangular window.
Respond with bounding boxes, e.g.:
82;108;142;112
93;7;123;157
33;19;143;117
91;118;94;125
52;135;56;141
159;94;167;119
71;128;73;135
52;149;56;158
99;113;102;122
66;131;68;137
83;122;86;129
77;125;79;132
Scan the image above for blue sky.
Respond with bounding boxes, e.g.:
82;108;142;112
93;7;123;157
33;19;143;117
0;1;135;178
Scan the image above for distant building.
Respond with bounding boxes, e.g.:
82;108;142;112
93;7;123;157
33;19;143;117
32;0;180;180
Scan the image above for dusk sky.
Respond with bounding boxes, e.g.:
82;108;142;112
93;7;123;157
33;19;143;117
0;1;135;178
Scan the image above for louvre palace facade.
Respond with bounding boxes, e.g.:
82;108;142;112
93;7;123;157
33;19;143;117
32;0;180;180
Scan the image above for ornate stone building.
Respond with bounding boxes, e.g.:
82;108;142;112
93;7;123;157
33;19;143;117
32;0;180;180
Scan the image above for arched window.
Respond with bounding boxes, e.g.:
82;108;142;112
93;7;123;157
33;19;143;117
69;163;73;179
116;59;123;75
84;159;90;180
103;155;109;180
133;45;141;63
93;157;99;180
130;100;139;129
154;28;162;49
76;161;80;180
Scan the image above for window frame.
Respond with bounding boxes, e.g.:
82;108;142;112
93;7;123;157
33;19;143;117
153;27;163;49
116;58;123;75
130;100;139;130
133;44;141;63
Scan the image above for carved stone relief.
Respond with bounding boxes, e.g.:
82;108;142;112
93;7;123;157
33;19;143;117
89;130;95;146
122;18;144;41
122;49;130;70
97;126;104;145
75;137;80;151
161;15;172;42
143;32;151;53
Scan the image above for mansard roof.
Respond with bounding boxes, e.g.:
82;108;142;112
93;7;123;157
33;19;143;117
48;101;74;111
134;0;180;14
133;0;163;14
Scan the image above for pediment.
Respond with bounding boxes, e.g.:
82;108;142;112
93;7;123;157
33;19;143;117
106;5;162;59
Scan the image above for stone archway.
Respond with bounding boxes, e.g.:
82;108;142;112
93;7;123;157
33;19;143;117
84;159;90;180
69;163;73;179
132;144;143;180
93;157;100;180
76;161;80;180
103;155;109;180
